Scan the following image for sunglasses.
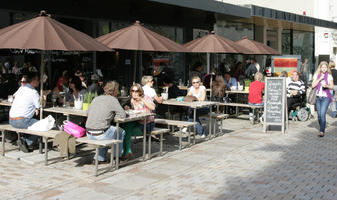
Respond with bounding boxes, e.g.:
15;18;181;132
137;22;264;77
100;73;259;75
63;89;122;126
192;81;200;84
131;89;139;92
21;81;26;83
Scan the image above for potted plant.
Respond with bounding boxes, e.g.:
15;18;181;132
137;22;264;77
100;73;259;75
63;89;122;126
82;92;97;111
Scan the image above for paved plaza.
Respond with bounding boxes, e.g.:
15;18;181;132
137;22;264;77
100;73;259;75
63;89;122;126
1;114;337;200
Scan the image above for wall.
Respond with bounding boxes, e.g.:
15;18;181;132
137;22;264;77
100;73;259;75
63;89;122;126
216;0;315;17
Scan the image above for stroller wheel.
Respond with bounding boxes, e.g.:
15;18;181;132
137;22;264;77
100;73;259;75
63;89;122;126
297;107;309;121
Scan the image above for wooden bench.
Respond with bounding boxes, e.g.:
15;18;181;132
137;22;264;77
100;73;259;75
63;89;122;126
154;119;197;150
148;128;170;159
209;113;229;136
0;124;60;165
76;136;123;176
217;103;263;122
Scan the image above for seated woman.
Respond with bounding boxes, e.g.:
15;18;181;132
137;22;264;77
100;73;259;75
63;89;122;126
121;83;156;159
248;72;265;124
212;75;226;102
62;76;87;106
185;76;208;138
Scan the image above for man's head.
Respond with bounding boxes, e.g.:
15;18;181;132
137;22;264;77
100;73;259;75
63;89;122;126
20;75;28;86
224;73;231;82
91;74;99;83
291;71;299;82
26;72;39;88
104;81;119;97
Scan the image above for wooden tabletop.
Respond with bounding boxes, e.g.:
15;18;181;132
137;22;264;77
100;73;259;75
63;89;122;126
162;99;216;108
44;106;153;123
225;90;249;94
0;100;12;107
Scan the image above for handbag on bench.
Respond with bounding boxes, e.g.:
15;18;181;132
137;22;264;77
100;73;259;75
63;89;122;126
63;121;85;138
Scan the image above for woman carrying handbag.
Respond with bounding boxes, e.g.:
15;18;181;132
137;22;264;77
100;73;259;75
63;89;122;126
311;61;334;137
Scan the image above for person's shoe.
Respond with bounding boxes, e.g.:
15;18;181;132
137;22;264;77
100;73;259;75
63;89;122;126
91;159;109;165
17;138;30;153
200;134;206;139
317;132;324;137
182;127;188;133
249;117;254;125
121;152;133;161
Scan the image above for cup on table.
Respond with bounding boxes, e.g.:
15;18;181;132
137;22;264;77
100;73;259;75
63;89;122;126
161;93;168;101
238;85;243;90
7;95;13;103
231;86;237;91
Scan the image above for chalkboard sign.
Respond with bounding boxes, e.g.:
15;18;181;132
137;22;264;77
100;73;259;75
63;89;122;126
263;77;287;133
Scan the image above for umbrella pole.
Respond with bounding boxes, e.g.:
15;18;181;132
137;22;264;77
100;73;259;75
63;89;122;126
207;53;210;74
40;51;45;120
133;50;137;83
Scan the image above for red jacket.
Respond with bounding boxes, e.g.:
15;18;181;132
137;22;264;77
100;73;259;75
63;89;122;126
248;81;265;104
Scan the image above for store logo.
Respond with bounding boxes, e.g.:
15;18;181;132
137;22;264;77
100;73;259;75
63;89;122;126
324;33;329;38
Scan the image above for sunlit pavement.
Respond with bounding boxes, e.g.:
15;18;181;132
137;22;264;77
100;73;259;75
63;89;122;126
1;114;336;200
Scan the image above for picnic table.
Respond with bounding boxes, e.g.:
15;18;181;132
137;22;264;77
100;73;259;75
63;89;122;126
44;106;153;166
162;99;216;140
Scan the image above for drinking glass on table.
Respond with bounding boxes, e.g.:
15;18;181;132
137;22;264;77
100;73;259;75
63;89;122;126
51;92;57;107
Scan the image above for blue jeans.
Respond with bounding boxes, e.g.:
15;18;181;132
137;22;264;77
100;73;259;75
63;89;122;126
316;97;330;133
86;126;125;161
248;102;264;117
187;107;209;136
9;118;39;146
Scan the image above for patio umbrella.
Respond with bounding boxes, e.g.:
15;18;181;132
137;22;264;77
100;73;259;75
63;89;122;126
235;36;280;55
96;20;187;81
183;31;251;54
0;10;112;118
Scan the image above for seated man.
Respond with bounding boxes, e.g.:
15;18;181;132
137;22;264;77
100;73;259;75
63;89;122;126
224;73;238;91
9;72;41;153
287;71;305;113
85;81;126;163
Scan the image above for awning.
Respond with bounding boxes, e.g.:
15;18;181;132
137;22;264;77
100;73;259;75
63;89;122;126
149;0;251;18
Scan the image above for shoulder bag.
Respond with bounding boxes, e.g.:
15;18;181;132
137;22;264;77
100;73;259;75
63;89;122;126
307;87;317;105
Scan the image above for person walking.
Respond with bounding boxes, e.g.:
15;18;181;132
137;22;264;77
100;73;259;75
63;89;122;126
329;61;337;118
311;61;334;137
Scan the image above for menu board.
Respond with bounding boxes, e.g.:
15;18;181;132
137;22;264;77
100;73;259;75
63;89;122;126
263;77;286;133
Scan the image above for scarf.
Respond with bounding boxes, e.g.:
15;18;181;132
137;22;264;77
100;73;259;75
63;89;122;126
317;72;332;102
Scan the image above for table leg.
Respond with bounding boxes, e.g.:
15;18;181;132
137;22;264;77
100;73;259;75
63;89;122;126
2;130;5;156
116;123;119;170
209;106;212;139
179;127;182;150
143;118;146;161
193;108;196;144
95;147;98;176
44;137;48;166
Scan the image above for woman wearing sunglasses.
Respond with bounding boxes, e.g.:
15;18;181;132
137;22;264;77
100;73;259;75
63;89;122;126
185;76;208;138
121;83;155;159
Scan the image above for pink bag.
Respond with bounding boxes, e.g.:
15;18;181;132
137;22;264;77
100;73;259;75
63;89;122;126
63;121;85;138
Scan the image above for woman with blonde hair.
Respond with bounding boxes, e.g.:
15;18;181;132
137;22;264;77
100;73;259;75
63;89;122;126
312;61;334;137
248;72;265;124
329;61;337;117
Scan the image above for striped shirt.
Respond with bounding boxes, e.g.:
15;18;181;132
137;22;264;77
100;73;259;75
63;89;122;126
287;79;305;97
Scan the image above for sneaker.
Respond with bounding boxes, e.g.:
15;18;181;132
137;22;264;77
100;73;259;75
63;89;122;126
200;134;206;139
249;117;254;125
182;127;188;133
17;138;30;153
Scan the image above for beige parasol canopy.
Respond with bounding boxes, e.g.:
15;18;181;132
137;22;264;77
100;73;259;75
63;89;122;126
235;36;280;55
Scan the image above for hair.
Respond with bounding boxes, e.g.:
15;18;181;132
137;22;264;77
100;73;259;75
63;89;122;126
314;61;331;76
191;76;201;82
104;81;119;96
329;61;335;69
254;72;263;81
130;83;144;98
163;75;173;84
212;75;226;97
141;76;153;86
279;71;288;77
21;74;28;81
25;72;39;83
69;76;83;91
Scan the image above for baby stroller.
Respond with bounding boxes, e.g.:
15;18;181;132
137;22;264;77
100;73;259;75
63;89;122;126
288;92;311;121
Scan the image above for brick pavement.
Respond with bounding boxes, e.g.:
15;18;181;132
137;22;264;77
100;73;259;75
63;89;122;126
0;114;337;200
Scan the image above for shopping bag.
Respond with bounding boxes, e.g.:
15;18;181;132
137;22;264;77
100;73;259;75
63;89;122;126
28;115;55;131
63;121;85;138
307;87;317;105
